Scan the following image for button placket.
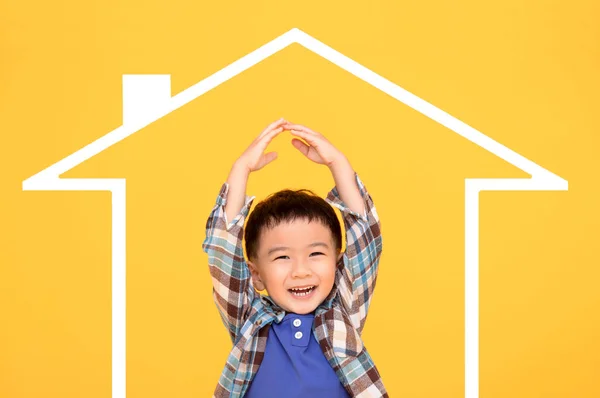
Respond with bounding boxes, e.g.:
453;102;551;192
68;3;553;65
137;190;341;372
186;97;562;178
290;316;310;347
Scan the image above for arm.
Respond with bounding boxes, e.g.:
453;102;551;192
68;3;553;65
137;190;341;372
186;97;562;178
281;122;383;334
328;156;367;217
326;158;382;334
224;161;252;225
202;118;288;342
202;162;257;343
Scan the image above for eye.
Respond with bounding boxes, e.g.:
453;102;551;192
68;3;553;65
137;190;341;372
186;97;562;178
274;252;323;260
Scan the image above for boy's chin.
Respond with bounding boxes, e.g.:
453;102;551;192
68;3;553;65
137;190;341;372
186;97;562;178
280;292;322;314
286;304;317;314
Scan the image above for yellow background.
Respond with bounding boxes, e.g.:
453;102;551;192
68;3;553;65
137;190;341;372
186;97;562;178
1;1;599;397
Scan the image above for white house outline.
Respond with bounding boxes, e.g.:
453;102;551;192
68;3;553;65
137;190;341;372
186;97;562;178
22;27;568;398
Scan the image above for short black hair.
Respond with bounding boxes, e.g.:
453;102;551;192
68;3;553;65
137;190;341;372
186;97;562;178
244;188;342;262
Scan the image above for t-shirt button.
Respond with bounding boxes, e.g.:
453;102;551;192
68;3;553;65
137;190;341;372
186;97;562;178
294;331;303;340
293;318;302;327
255;319;262;326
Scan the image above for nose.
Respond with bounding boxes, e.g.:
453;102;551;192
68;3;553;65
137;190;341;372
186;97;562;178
291;259;312;278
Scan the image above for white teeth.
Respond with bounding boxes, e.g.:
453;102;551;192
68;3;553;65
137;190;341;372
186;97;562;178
290;286;315;296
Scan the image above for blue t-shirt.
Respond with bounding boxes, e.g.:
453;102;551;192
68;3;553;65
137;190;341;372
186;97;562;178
245;312;350;397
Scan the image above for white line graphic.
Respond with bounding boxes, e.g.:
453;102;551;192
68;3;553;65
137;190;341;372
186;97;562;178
22;27;568;398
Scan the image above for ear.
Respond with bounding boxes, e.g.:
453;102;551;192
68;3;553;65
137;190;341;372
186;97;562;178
247;260;266;291
337;252;344;263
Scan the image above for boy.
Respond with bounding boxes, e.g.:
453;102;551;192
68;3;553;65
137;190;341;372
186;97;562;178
202;118;387;397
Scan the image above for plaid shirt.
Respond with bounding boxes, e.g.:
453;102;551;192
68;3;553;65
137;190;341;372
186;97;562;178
202;171;387;397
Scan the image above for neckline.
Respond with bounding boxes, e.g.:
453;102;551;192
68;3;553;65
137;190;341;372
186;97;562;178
281;312;315;321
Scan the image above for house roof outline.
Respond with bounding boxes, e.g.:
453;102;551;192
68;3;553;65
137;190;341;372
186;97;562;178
22;27;569;398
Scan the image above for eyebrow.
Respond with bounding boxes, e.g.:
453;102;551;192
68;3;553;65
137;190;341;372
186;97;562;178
267;242;330;256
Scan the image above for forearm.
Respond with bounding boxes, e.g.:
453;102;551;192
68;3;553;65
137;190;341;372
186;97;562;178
224;161;251;225
329;156;365;217
324;167;381;332
203;162;256;340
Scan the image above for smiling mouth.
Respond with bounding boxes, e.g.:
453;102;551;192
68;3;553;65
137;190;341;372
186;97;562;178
288;286;316;296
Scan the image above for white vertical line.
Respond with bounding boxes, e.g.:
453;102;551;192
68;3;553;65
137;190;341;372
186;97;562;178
465;181;480;398
112;184;127;398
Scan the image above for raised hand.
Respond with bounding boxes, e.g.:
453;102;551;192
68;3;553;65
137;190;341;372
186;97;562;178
237;118;287;173
224;118;287;225
282;122;346;168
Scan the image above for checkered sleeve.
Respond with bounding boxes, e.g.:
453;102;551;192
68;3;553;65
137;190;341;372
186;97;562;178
325;171;383;334
202;181;257;343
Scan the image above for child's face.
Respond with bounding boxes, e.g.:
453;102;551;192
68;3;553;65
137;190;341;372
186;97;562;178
247;218;343;314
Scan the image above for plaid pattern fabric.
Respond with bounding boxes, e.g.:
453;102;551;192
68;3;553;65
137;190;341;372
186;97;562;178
202;171;387;397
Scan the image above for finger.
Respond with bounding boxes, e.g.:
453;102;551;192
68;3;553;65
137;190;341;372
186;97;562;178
291;138;323;164
257;125;284;144
256;151;278;170
259;118;287;140
264;151;278;164
266;118;286;131
262;126;285;143
255;126;284;151
289;129;317;145
283;124;318;135
291;138;310;157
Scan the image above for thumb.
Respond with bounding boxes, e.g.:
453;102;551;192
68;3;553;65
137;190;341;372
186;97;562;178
264;151;278;165
291;138;309;156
